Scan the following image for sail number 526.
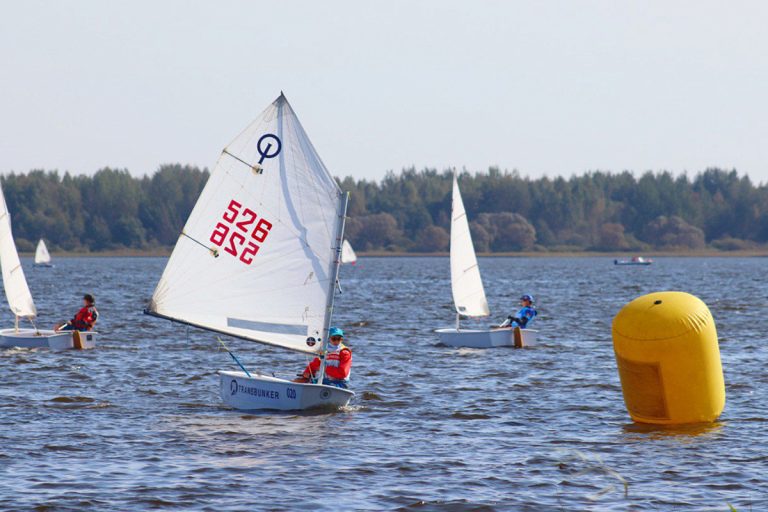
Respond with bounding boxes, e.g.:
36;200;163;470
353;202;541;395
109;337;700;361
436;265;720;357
209;199;273;264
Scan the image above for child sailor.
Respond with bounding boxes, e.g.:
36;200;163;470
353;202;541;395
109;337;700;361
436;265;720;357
293;327;351;388
498;294;537;329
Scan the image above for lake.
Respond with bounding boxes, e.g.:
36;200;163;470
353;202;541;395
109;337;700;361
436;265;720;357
0;256;765;510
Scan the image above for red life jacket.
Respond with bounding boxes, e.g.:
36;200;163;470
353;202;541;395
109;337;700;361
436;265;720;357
72;306;98;331
304;344;352;381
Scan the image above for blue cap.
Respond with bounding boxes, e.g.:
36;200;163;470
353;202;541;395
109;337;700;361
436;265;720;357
328;327;344;338
520;294;535;303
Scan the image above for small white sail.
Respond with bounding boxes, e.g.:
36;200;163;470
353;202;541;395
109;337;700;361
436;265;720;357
341;239;357;264
0;183;36;318
34;239;51;265
450;173;489;317
148;94;344;354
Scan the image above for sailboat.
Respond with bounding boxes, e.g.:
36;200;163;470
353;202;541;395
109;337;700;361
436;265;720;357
145;93;354;411
341;239;357;264
0;185;95;350
435;173;537;348
34;239;53;267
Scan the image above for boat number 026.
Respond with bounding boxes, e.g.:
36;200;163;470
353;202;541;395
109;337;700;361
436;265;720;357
209;199;273;264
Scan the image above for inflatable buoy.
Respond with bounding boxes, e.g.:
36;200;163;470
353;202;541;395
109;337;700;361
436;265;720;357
612;291;725;425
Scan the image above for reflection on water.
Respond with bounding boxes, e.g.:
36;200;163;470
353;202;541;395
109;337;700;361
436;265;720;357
0;256;765;510
622;421;727;440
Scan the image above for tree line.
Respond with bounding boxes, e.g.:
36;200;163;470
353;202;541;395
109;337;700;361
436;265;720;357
2;165;208;252
2;165;766;253
342;167;767;252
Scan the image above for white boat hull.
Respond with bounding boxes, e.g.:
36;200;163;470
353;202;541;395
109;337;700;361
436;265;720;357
219;370;354;411
436;327;538;348
0;329;97;350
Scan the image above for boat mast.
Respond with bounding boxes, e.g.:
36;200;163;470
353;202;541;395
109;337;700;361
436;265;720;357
316;192;349;384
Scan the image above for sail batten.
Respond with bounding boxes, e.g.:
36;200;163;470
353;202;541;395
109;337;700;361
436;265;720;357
147;94;343;355
0;184;36;318
144;309;316;353
450;174;489;318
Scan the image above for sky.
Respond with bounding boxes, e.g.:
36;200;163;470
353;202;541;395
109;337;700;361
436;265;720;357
1;0;767;182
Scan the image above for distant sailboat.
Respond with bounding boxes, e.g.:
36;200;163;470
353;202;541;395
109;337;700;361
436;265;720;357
0;185;95;350
145;93;354;411
34;239;53;267
435;173;537;348
341;239;357;264
614;256;653;266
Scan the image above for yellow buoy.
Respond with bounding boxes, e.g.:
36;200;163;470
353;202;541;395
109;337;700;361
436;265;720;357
612;291;725;425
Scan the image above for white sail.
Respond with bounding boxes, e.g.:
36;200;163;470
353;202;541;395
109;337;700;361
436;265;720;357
0;183;36;318
341;239;357;264
148;94;344;354
450;173;489;317
34;239;51;264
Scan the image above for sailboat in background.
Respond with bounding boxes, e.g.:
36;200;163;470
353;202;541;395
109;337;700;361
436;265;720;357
145;93;354;411
435;173;537;348
0;185;95;350
34;239;53;267
341;239;357;265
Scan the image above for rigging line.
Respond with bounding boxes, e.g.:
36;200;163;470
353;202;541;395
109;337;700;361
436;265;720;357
167;231;336;289
218;102;280;182
217;124;336;237
222;149;262;174
160;167;229;277
217;337;252;378
157;244;334;297
157;232;336;293
180;231;219;257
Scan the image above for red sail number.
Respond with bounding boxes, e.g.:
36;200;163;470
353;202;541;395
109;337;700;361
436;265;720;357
209;199;273;264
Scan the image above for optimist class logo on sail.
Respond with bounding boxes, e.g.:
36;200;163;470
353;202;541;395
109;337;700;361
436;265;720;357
210;199;273;264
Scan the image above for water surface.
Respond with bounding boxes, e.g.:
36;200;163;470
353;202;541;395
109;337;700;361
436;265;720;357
0;256;765;510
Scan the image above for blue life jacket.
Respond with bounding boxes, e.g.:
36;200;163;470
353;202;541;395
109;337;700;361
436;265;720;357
512;306;537;327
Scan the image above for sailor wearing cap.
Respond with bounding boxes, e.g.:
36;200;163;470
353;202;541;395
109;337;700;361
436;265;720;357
498;294;537;329
293;327;352;388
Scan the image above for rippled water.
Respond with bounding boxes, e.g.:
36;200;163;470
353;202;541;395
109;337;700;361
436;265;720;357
0;256;765;510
